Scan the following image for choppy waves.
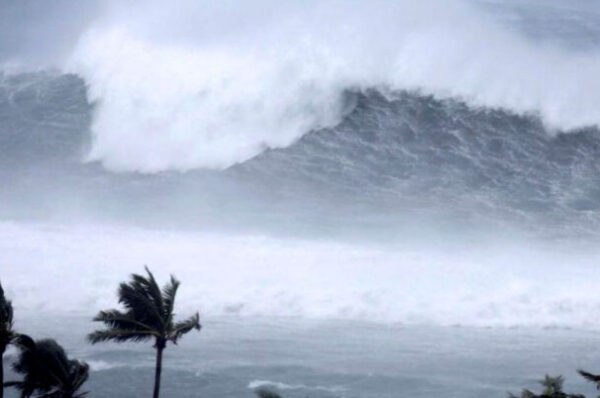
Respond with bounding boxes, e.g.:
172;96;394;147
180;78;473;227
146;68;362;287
2;72;600;237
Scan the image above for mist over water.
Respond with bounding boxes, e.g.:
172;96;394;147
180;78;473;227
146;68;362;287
3;220;600;328
1;0;600;330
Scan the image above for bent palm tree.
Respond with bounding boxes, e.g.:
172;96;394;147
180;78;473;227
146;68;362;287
578;369;600;390
0;282;16;398
5;334;89;398
88;266;201;398
509;375;585;398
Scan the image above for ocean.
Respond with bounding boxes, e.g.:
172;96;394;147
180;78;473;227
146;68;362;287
2;0;600;396
5;317;600;398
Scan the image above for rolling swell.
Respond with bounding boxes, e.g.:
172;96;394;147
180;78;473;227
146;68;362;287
1;71;600;238
236;89;600;236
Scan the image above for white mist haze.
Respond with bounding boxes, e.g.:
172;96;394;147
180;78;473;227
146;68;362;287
2;221;600;328
0;0;101;70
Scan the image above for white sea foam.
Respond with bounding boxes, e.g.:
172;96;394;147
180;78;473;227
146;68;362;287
87;360;124;372
248;380;346;393
58;0;600;172
2;221;600;329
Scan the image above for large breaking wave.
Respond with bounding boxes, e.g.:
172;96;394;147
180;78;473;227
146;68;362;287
2;0;600;328
2;70;600;237
51;0;600;171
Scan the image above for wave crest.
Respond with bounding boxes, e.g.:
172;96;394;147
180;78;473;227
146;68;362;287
66;0;600;172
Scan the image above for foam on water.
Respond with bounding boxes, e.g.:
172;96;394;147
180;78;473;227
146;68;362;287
2;221;600;329
247;380;347;393
88;360;125;372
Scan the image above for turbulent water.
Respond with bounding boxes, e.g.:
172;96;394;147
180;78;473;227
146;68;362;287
3;71;600;237
2;1;600;397
5;318;600;398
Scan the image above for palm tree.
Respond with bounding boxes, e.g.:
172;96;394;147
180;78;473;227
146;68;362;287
578;369;600;391
0;281;16;398
88;266;201;398
509;375;585;398
254;388;283;398
4;334;89;398
541;375;566;396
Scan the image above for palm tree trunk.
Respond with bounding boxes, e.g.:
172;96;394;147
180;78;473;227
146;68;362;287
153;345;164;398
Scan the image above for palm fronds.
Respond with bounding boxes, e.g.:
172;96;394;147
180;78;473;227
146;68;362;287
541;375;564;395
89;266;201;346
0;280;15;351
170;313;201;344
88;329;156;344
6;336;89;398
254;388;283;398
88;266;201;398
577;369;600;390
509;374;587;398
162;276;180;325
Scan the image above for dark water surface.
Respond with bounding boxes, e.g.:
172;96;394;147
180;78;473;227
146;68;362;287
4;317;600;398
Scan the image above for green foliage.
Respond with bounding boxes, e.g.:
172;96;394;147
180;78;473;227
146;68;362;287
254;388;283;398
5;334;89;398
0;281;15;352
88;266;201;398
508;374;587;398
578;370;600;390
88;266;201;347
541;375;564;395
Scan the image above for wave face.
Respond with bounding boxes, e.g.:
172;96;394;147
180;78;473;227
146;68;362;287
237;90;600;237
46;0;600;172
2;72;600;237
